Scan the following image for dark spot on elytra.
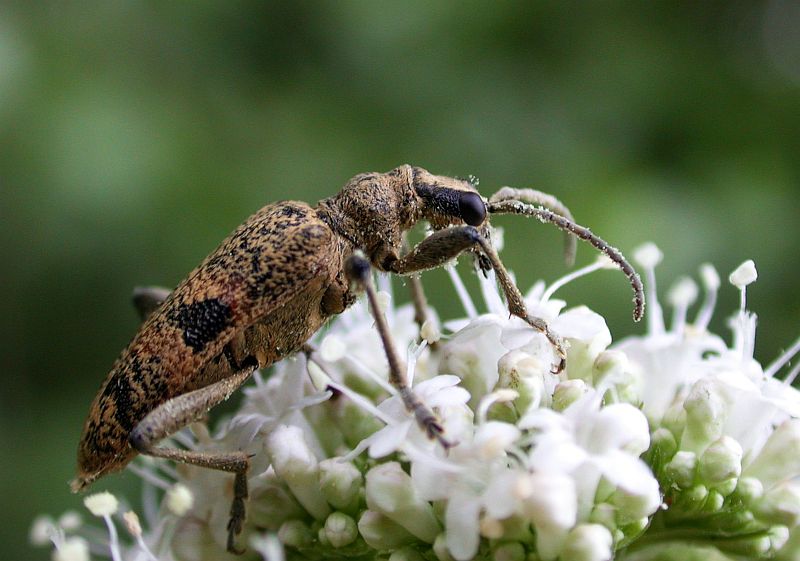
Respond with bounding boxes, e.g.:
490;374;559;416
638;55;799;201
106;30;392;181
172;298;233;353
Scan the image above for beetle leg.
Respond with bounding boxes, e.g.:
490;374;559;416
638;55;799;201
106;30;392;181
129;366;256;554
401;233;436;347
386;225;567;374
344;254;450;448
131;286;171;322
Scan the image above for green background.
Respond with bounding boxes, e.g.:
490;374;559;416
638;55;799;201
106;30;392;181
2;2;799;559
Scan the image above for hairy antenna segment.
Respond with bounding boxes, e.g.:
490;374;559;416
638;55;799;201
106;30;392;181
489;187;578;266
487;199;645;321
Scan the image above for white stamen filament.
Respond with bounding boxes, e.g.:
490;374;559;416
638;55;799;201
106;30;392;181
127;464;172;491
541;260;606;304
102;514;122;561
766;336;800;379
447;265;478;319
694;263;719;331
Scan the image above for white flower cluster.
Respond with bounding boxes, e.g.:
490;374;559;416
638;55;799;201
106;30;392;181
32;245;800;561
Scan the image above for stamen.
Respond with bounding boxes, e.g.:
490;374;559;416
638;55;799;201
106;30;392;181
729;260;758;360
446;264;478;319
127;464;172;490
694;263;720;331
668;277;699;336
767;336;800;379
633;243;664;336
406;340;428;386
477;267;506;316
783;360;800;386
541;257;608;305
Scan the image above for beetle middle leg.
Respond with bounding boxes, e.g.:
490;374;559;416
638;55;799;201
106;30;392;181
344;254;449;447
386;226;568;374
128;365;257;554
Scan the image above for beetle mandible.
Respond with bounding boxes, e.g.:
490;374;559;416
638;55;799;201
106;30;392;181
71;165;644;552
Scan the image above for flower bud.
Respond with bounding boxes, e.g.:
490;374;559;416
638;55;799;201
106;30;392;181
649;428;678;467
493;541;526;561
278;519;313;549
319;458;363;511
324;512;358;548
553;307;612;383
755;481;800;526
665;451;697;489
681;380;726;454
561;524;613;561
743;419;800;489
553;379;588;411
267;424;330;520
366;463;441;543
699;436;742;487
497;350;549;414
357;510;417;550
433;533;455;561
389;547;427;561
735;477;764;504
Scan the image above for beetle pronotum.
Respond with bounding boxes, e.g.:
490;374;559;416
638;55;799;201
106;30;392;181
72;165;644;552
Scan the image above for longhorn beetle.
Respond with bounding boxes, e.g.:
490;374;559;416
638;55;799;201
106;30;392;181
72;165;644;553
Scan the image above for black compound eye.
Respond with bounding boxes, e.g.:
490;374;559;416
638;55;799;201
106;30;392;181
458;192;486;226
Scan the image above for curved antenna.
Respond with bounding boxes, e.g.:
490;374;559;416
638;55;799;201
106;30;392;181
489;187;577;266
487;198;645;321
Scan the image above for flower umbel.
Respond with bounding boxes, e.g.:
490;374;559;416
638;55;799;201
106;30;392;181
34;246;800;560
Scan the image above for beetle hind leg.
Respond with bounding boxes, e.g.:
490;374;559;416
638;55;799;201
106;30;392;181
128;367;255;554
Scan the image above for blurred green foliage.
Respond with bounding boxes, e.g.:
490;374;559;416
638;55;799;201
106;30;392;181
1;2;798;559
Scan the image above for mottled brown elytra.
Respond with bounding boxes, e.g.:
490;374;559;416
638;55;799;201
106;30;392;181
72;165;644;552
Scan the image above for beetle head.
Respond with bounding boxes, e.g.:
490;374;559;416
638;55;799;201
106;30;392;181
408;166;489;233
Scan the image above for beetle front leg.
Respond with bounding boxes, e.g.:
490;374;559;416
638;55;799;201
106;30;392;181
387;226;567;374
344;254;450;448
129;367;256;554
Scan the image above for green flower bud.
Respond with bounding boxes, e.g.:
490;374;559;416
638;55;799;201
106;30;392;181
365;462;441;543
681;380;726;454
433;533;455;561
389;547;426;561
561;524;613;561
266;425;330;521
324;512;358;548
735;477;764;504
357;510;417;551
493;541;526;561
665;451;697;489
743;420;800;489
278;519;313;549
699;436;742;487
497;350;549;414
755;482;800;526
319;458;363;511
553;379;588;411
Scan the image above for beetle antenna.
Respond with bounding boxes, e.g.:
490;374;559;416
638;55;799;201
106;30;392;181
489;187;578;266
487;199;645;321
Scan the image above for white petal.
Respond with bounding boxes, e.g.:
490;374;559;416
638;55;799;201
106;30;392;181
369;422;411;458
445;494;482;561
